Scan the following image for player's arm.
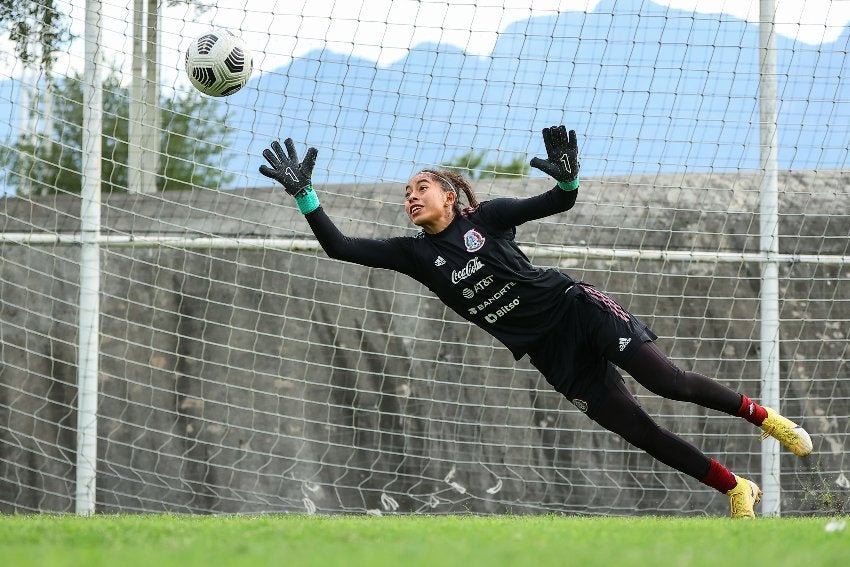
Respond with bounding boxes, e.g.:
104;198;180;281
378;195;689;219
482;125;581;228
304;208;413;272
259;139;413;272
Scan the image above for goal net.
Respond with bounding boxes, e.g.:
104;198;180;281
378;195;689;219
1;0;848;516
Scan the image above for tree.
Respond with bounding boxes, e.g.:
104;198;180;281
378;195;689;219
1;1;208;70
2;1;221;195
0;1;69;71
442;150;529;179
2;72;235;195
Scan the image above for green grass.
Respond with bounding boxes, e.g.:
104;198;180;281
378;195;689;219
0;514;848;566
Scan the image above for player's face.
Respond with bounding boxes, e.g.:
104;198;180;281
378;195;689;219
404;173;456;233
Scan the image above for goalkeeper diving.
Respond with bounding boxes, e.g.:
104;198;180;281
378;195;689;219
259;127;813;518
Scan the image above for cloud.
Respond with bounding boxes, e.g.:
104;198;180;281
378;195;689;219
658;0;850;44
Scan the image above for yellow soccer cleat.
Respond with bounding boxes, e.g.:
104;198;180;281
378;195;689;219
760;407;813;457
727;475;762;519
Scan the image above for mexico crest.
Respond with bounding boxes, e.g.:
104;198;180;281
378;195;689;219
463;229;485;252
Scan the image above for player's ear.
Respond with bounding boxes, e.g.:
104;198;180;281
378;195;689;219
445;188;457;207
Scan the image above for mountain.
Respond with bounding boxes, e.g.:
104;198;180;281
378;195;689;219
0;79;23;196
221;0;849;186
2;0;848;192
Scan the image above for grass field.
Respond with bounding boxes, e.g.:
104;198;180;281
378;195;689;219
0;514;847;566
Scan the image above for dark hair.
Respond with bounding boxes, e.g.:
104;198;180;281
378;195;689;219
419;169;479;215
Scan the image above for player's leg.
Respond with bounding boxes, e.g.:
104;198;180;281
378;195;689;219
576;284;813;458
585;366;762;518
618;341;813;457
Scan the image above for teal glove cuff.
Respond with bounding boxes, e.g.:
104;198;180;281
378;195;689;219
557;178;579;191
294;186;320;214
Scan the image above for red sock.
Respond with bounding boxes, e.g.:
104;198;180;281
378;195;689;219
702;458;738;493
737;394;768;426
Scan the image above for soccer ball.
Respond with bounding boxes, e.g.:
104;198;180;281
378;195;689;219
185;29;252;97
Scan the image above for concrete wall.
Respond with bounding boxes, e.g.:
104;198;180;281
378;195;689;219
1;172;847;515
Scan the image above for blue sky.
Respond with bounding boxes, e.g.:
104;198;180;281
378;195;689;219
4;0;847;88
1;0;848;190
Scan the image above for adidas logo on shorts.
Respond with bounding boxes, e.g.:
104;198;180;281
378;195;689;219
618;337;631;351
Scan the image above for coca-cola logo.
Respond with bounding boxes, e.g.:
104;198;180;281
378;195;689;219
451;257;484;284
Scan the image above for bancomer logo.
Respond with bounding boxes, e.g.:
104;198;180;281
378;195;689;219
467;281;516;316
451;257;484;284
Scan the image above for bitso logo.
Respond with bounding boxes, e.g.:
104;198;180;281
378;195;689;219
463;229;485;252
484;298;520;323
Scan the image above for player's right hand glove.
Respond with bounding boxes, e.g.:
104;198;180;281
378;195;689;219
260;139;317;196
529;125;580;191
259;139;320;214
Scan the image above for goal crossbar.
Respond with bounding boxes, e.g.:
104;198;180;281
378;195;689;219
2;233;848;265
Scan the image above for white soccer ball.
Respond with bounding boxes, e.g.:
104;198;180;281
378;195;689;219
185;29;252;97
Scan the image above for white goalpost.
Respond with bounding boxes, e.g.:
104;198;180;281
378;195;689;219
1;0;848;517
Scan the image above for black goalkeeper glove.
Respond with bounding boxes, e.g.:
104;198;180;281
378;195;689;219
529;125;580;191
259;139;321;214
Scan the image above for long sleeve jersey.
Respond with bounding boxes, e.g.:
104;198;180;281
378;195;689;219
305;186;579;359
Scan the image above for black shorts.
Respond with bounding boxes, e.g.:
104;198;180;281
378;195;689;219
527;283;657;412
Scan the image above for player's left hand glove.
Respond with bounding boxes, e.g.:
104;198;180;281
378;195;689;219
529;125;580;190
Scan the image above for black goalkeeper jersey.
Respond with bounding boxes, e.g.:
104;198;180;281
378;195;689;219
305;186;579;359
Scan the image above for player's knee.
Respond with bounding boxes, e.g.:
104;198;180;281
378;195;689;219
589;403;660;450
651;366;696;402
672;368;707;402
619;413;662;449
